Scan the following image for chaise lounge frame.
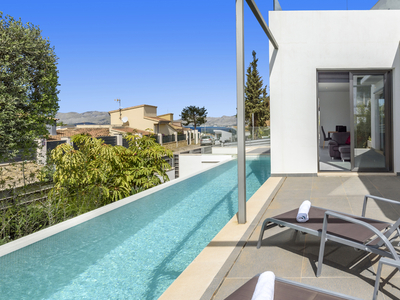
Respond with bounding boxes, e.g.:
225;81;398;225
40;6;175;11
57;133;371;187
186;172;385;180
225;258;399;300
257;195;400;277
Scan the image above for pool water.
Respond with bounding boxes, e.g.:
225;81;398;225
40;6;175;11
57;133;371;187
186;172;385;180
0;156;270;300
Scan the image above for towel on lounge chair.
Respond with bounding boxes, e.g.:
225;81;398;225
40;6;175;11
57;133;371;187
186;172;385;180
296;200;311;223
251;271;275;300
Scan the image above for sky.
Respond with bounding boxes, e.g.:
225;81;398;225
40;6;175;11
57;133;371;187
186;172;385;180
1;0;379;118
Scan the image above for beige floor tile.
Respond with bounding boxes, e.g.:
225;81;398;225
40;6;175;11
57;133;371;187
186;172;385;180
191;175;400;300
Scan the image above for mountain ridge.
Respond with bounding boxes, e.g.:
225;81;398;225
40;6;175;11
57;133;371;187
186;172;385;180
56;111;237;126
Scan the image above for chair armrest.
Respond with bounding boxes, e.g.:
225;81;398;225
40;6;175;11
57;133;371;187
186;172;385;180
362;195;400;217
328;140;338;146
373;258;400;300
378;257;400;268
322;211;398;258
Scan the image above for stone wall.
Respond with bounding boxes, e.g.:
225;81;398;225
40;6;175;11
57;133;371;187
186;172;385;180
162;140;188;151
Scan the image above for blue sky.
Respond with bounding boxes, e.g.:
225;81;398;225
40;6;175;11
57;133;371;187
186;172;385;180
2;0;379;118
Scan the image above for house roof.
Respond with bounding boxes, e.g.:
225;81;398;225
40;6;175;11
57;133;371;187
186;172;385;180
371;0;400;9
48;128;110;140
144;116;170;123
108;104;157;114
110;127;151;135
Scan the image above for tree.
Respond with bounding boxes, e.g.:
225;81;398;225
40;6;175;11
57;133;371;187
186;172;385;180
0;13;60;161
244;51;270;133
50;134;173;208
180;106;208;130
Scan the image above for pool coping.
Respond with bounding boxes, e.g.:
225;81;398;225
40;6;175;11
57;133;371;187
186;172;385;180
0;156;236;258
158;176;284;300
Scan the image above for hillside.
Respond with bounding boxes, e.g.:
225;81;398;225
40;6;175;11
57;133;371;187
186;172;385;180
57;111;236;126
56;111;110;125
202;115;236;126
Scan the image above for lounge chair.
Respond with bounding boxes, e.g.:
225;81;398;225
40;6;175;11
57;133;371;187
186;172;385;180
257;195;400;277
224;258;398;300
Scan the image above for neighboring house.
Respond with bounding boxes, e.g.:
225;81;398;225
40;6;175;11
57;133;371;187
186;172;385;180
214;130;232;143
46;118;58;136
267;0;400;175
108;104;185;135
48;127;110;140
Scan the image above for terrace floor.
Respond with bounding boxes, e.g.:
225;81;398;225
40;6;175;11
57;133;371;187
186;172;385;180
161;173;400;300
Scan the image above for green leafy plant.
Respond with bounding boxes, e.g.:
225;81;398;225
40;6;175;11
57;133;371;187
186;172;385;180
49;134;173;205
180;106;207;130
0;12;60;162
245;51;270;137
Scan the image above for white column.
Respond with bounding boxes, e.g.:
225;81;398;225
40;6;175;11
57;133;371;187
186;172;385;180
116;134;123;146
194;130;199;144
175;132;178;147
61;137;72;145
36;138;47;165
158;133;163;145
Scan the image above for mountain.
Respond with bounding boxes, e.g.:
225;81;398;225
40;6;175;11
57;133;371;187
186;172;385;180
175;116;237;127
202;115;237;126
57;111;236;126
56;111;110;125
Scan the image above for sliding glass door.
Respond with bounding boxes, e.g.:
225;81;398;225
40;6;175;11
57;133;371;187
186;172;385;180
350;72;392;171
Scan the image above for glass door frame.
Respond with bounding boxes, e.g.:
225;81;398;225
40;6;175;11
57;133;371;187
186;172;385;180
349;70;393;172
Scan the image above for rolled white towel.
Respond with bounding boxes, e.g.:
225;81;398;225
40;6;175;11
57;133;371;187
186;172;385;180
296;200;311;223
251;271;275;300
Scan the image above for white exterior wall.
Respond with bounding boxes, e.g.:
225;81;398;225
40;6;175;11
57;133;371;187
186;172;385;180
179;155;232;178
269;10;400;175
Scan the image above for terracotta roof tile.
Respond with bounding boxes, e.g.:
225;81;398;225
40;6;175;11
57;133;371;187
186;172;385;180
111;127;151;135
52;128;110;140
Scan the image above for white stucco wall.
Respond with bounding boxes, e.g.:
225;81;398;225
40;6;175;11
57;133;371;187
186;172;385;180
179;155;232;178
269;10;400;174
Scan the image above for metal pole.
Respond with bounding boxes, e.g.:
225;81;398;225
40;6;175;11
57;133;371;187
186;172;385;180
236;0;246;224
246;0;279;50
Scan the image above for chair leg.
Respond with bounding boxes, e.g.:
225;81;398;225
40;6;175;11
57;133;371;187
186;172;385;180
316;237;326;277
323;141;325;149
317;215;329;277
372;260;384;300
257;219;269;249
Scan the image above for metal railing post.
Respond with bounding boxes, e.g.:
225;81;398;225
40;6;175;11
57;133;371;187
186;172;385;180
236;0;246;224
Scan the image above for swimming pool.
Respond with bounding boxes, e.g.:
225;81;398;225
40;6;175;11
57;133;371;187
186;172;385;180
0;156;270;300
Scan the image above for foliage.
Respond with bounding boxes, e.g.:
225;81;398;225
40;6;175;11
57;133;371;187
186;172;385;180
180;106;208;130
244;51;270;136
50;134;173;206
0;202;48;245
0;12;60;162
0;172;49;245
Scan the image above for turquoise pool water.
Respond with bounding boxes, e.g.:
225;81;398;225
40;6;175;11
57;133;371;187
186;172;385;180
0;156;270;300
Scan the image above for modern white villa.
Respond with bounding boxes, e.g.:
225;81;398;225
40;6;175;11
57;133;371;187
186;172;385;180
268;0;400;175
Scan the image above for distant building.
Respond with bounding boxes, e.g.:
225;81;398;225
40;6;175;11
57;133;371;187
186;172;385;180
46;118;58;136
213;130;233;143
108;104;186;135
